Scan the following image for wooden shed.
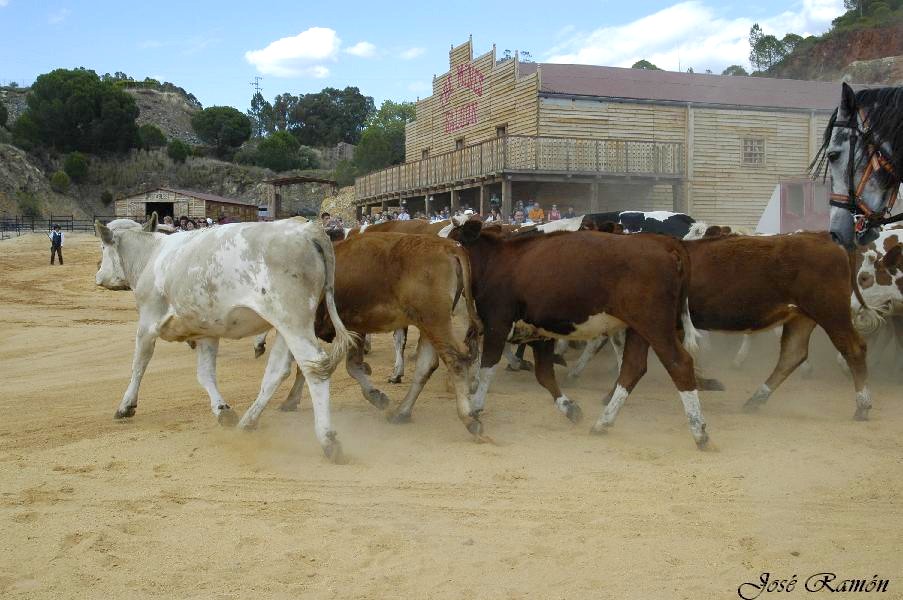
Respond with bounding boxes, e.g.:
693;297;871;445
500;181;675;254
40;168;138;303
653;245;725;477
115;187;259;222
355;37;843;227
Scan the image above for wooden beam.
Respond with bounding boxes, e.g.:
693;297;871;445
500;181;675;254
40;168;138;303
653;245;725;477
479;184;486;215
590;181;601;212
501;178;512;218
450;189;460;210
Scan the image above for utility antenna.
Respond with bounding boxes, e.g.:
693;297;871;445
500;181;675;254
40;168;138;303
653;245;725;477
249;76;264;95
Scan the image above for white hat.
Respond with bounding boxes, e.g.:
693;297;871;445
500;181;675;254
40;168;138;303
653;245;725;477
464;209;474;215
206;218;213;225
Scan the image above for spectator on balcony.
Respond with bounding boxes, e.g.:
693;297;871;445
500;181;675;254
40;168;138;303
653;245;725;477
528;201;545;224
397;207;411;221
484;208;502;223
547;204;562;221
511;209;526;226
565;206;577;219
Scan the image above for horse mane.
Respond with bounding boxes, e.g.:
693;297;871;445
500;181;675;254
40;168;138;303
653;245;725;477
811;86;903;184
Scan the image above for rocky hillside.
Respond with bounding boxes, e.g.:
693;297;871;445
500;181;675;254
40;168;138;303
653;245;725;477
126;88;202;145
769;24;903;84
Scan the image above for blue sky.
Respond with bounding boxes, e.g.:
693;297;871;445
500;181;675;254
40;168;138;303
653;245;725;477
1;0;845;112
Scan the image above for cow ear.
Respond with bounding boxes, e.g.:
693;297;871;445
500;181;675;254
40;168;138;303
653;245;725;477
880;244;903;271
704;225;722;238
721;226;732;235
841;82;856;115
459;219;483;245
143;212;158;232
95;221;113;245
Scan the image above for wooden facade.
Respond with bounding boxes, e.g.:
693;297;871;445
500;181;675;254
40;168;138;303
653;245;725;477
115;188;258;222
355;38;841;227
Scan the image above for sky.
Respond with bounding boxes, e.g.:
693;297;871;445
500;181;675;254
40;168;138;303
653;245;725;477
0;0;846;112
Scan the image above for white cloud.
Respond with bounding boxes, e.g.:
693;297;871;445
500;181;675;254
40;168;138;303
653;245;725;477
400;47;425;60
48;8;71;24
0;1;10;8
545;0;844;73
245;27;341;77
346;41;377;58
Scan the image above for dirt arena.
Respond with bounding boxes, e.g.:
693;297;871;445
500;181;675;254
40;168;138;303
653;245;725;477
1;232;901;599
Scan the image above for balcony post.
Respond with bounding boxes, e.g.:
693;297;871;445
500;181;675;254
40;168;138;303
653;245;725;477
424;194;431;216
501;177;512;220
450;188;460;211
479;184;486;215
590;180;601;212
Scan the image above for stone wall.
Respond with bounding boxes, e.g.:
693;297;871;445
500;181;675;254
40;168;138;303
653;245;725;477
0;87;29;127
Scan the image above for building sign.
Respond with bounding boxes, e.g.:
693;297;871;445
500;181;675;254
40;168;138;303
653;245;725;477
442;63;484;134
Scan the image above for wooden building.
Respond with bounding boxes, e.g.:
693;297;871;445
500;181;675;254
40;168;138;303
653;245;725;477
354;37;842;227
115;187;259;222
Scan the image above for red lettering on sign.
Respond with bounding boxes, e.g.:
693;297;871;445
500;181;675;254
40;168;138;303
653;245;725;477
444;101;478;133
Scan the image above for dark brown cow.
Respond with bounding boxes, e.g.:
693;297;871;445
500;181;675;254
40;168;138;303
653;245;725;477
242;232;486;438
446;221;710;448
684;232;871;418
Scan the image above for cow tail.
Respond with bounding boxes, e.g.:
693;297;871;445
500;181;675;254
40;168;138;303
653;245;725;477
848;248;884;335
672;247;701;354
308;236;357;378
454;249;483;362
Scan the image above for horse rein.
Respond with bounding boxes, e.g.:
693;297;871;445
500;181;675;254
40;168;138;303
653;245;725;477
828;108;902;232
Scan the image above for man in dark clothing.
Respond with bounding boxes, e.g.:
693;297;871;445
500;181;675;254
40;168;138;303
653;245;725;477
48;224;64;265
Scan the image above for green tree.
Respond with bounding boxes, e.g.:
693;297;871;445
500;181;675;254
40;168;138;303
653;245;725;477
255;131;301;171
722;64;749;76
781;33;804;53
247;92;275;137
271;93;299;132
167;139;190;163
353;100;416;173
190;106;251;157
631;59;661;70
50;170;71;193
333;159;358;187
63;151;89;182
138;124;167;149
17;190;41;217
297;146;319;170
748;24;789;71
13;68;139;153
0;103;7;128
291;87;374;147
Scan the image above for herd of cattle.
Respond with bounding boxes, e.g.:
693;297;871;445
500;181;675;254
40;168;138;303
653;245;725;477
93;208;903;462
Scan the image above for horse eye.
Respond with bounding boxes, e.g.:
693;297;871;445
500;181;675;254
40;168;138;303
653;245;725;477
827;151;841;162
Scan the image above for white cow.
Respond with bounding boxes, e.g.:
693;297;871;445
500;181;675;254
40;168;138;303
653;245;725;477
94;214;355;462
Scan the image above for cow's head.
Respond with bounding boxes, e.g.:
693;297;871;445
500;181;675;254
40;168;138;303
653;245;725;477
94;213;157;290
853;234;903;317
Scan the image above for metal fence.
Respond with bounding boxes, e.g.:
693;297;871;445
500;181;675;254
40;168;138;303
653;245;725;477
0;214;148;240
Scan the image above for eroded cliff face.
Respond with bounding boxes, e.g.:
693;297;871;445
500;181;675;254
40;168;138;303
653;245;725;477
770;26;903;84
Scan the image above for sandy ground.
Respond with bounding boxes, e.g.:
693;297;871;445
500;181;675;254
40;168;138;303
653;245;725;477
1;231;901;600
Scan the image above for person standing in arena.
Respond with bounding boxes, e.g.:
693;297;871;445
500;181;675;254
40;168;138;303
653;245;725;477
48;224;64;265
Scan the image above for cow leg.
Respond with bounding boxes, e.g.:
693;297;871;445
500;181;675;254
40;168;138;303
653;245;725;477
567;335;609;379
820;317;870;420
195;337;237;426
732;334;752;369
363;333;372;354
388;328;408;383
591;329;648;433
553;339;570;366
532;340;582;423
893;317;903;375
346;339;391;410
744;314;817;412
649;332;709;449
238;334;294;429
430;334;484;440
472;327;508;412
253;331;268;358
388;337;440;423
114;325;158;419
278;366;305;412
504;343;533;371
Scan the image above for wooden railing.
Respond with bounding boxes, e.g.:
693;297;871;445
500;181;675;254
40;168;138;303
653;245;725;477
355;135;683;202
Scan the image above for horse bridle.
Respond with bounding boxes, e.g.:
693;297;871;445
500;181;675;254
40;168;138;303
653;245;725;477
828;107;902;232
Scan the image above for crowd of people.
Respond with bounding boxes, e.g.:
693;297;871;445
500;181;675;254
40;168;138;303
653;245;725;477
160;215;226;231
320;200;578;231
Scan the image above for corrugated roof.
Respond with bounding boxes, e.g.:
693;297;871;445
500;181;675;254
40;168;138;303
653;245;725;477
519;63;843;111
152;187;256;206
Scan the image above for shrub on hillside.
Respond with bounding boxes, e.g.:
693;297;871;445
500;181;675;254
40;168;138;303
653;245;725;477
333;159;357;187
101;190;113;205
167;139;190;163
13;68;139;153
190;106;251;157
255;131;300;172
16;190;41;217
50;170;71;193
138;124;167;150
63;151;89;182
298;145;319;170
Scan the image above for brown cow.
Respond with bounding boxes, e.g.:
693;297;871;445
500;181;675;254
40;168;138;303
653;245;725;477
445;221;710;448
240;232;486;438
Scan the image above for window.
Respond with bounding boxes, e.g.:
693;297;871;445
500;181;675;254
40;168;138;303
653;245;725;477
455;137;465;150
741;137;765;167
421;148;430;160
496;124;507;138
786;184;804;216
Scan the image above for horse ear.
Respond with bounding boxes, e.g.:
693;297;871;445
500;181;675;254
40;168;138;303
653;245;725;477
459;219;483;245
143;212;158;232
841;82;856;115
95;221;113;245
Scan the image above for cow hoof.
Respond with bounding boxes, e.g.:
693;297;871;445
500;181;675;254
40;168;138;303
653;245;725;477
519;360;534;372
742;400;761;413
589;422;610;435
278;400;300;412
566;370;581;380
505;364;519;372
114;406;136;419
254;344;265;358
853;407;870;421
695;431;710;450
237;418;258;431
387;374;402;384
553;354;568;367
466;419;483;438
361;362;372;375
323;436;347;464
217;407;238;427
365;389;391;410
566;402;584;424
699;378;726;392
387;411;411;424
